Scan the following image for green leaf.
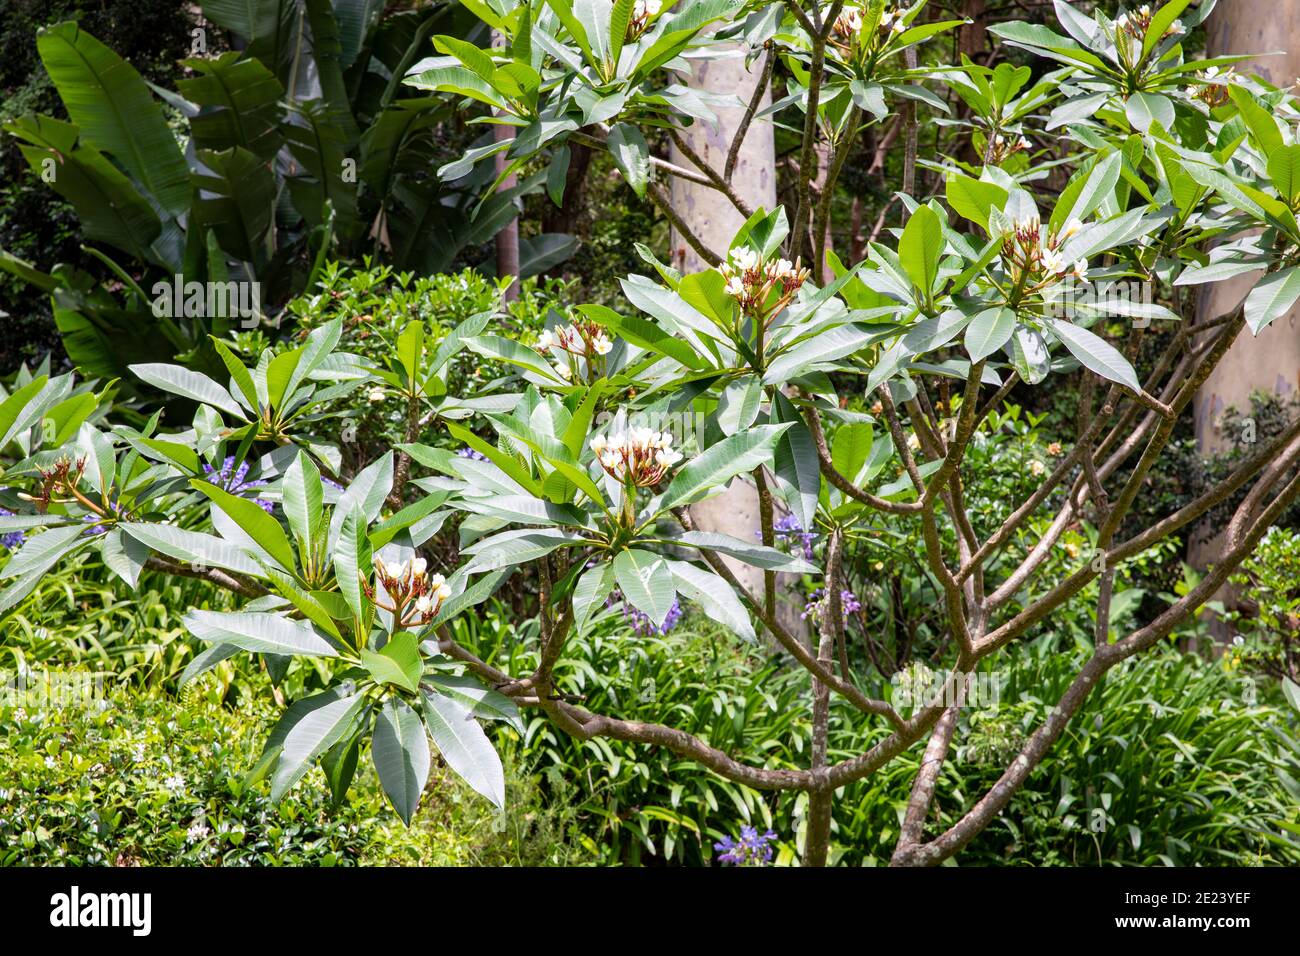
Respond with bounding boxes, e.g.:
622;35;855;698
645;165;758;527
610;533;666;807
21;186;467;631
0;524;85;579
1144;0;1193;59
1045;320;1141;391
182;610;338;657
119;523;264;578
422;690;505;808
372;697;430;825
831;422;875;485
194;478;298;572
334;504;371;624
716;375;762;435
37;21;190;217
1125;92;1174;133
1268;145;1300;202
660;424;791;510
612;548;676;628
899;205;943;298
676;531;818;573
282;451;324;561
268;689;366;801
461;528;586;572
945;174;1008;231
964;307;1016;362
130;364;246;418
1228;86;1283;157
1244;267;1300;334
771;393;819;533
361;631;423;692
572;561;616;636
607;123;649;198
396;320;425;385
1050;151;1121;233
427;674;523;732
667;559;756;644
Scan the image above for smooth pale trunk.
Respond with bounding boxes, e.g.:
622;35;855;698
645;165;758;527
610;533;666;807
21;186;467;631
669;42;808;639
1191;2;1300;576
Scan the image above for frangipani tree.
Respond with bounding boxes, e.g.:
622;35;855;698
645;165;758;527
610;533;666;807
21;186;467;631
5;0;1300;866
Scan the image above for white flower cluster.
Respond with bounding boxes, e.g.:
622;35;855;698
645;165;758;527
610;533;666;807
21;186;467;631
627;0;661;39
833;4;906;40
1005;213;1088;285
717;246;809;317
372;555;452;622
590;427;683;487
536;320;614;382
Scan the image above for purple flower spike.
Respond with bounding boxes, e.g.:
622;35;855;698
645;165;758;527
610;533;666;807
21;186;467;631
802;587;861;623
714;826;777;866
0;507;25;550
204;455;274;513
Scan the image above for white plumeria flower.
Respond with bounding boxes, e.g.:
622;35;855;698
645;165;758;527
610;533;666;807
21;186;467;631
1017;135;1031;150
1072;259;1089;280
729;246;759;272
367;386;387;404
414;595;434;615
537;329;554;350
592;333;613;355
1059;217;1084;242
1040;249;1067;275
410;557;427;577
1029;459;1046;477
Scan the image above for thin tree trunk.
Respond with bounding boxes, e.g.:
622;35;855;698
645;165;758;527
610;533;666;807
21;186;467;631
1191;2;1300;569
668;42;804;638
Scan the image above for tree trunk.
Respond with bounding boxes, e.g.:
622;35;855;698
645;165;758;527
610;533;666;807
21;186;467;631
1193;3;1300;465
669;45;806;638
1189;2;1300;633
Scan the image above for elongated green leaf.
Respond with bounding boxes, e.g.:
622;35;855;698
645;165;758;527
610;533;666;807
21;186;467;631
372;697;430;824
667;559;755;644
1045;320;1141;391
194;478;297;572
427;674;523;732
964;307;1016;362
660;424;791;510
422;690;505;808
269;690;366;801
1244;267;1300;334
607;122;649;197
361;631;422;692
119;523;264;577
899;205;943;297
676;531;818;573
612;548;676;628
282;451;324;560
183;609;338;657
130;364;246;419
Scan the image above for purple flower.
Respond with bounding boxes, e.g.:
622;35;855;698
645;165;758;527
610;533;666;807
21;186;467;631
761;513;817;560
610;591;683;636
203;456;274;513
81;500;126;536
714;826;777;866
456;447;489;461
0;507;25;550
802;587;862;623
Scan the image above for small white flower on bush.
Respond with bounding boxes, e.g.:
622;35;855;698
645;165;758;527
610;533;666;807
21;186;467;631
590;427;682;487
369;555;451;624
717;246;809;317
